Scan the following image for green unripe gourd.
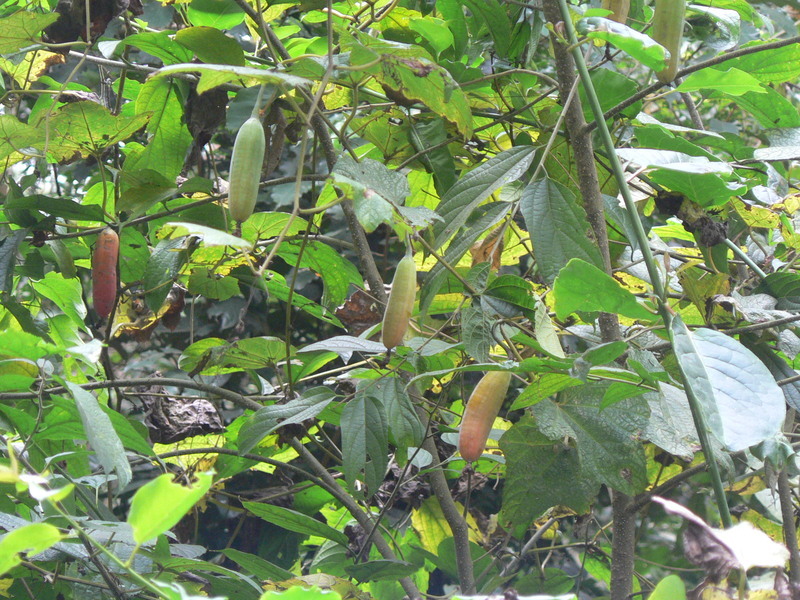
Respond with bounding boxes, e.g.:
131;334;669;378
652;0;686;84
228;116;266;223
458;371;512;463
381;253;417;350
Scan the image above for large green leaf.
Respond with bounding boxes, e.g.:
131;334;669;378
420;201;510;314
125;78;192;185
552;259;654;321
360;377;424;449
500;418;598;537
30;271;87;330
340;389;388;499
127;472;214;544
577;17;668;70
64;382;132;490
330;156;410;233
676;67;765;96
432;146;535;249
151;63;309;94
238;388;336;454
0;522;64;576
531;386;649;495
40;101;151;162
725;42;800;84
242;502;349;546
0;11;58;53
520;178;604;284
670;316;785;451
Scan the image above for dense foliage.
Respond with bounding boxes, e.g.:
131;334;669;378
1;0;800;598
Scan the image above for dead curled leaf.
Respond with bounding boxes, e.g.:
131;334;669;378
653;497;789;582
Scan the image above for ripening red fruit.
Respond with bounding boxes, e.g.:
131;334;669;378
92;227;119;320
458;371;512;463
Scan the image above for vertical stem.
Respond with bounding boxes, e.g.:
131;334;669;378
778;468;800;582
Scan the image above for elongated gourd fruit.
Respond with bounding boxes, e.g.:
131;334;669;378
92;228;119;320
601;0;630;23
458;371;512;463
228;116;266;223
652;0;686;84
381;253;417;350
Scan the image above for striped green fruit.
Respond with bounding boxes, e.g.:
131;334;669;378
228;116;266;223
381;254;417;350
652;0;686;84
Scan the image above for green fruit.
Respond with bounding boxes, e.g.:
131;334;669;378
228;116;266;223
652;0;686;83
381;254;417;350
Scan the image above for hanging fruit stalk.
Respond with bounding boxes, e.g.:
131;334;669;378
228;115;266;223
601;0;630;23
458;371;512;463
92;227;119;320
381;253;417;350
652;0;686;83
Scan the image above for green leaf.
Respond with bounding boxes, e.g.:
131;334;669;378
274;240;363;309
0;522;64;576
726;42;800;84
670;316;785;451
241;212;308;243
532;386;649;494
0;11;59;53
500;418;598;537
340;390;388;499
644;383;698;459
238;388;336;454
362;377;424;449
144;236;191;312
151;63;309;95
128;472;214;545
187;0;245;29
4;194;105;222
553;259;654;321
179;336;289;375
221;548;293;582
521;177;605;284
41;101;151;162
421;201;510;314
461;0;511;58
263;271;344;328
117;168;178;217
0;230;28;294
175;26;245;66
64;382;132;490
331;156;409;233
720;86;800;128
482;274;537;319
676;67;765;96
753;127;800;162
188;268;241;301
344;559;418;582
577;18;668;70
242;502;349;546
125;78;193;184
161;222;250;247
510;374;581;411
31;271;87;330
461;304;494;363
649;575;687;600
119;31;193;66
0;115;43;167
433;146;535;249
